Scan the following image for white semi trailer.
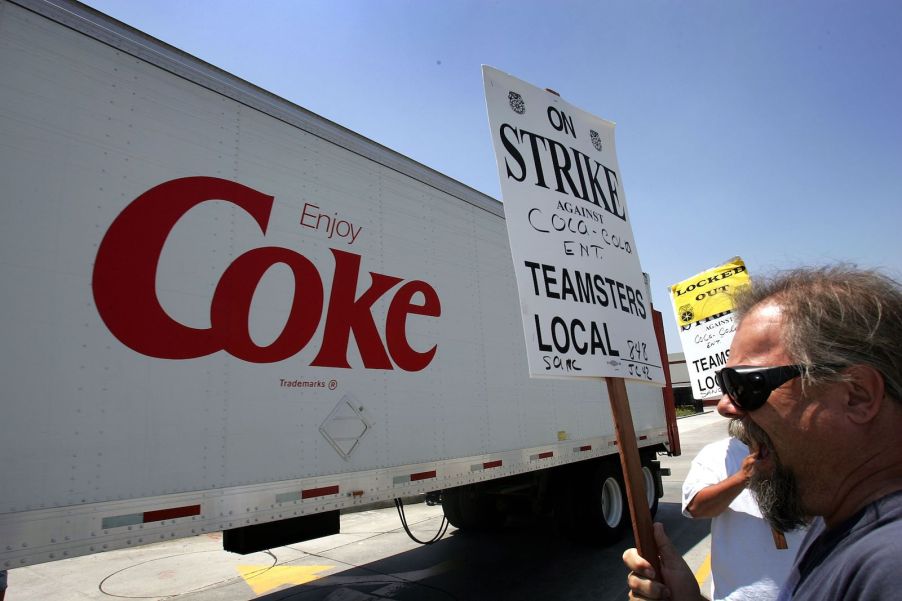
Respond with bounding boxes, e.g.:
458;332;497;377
0;0;679;569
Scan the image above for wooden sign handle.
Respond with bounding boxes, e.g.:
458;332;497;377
606;377;661;577
772;528;788;549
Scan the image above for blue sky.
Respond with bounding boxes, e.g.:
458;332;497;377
81;0;902;353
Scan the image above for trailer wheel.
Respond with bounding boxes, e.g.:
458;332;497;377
440;485;501;531
558;461;628;544
597;473;626;531
440;488;467;528
641;463;659;517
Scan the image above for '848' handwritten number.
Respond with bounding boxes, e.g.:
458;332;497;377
627;340;648;362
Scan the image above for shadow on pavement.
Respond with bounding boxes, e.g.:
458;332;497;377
255;501;710;601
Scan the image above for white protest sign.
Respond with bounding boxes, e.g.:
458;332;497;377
483;66;663;384
676;312;738;400
669;258;750;400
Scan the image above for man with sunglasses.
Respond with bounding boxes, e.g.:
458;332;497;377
624;266;902;600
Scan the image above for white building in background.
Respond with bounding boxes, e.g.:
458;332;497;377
668;352;708;409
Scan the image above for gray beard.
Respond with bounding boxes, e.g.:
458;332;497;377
729;418;811;532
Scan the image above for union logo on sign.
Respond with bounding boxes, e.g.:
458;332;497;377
589;130;603;152
679;305;695;323
508;91;525;114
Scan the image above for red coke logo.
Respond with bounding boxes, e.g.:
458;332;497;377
92;177;440;371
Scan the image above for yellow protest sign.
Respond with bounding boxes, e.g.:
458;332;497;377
669;258;750;326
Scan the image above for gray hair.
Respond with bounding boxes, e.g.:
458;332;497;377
731;265;902;403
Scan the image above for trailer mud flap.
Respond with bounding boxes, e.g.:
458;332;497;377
223;510;340;554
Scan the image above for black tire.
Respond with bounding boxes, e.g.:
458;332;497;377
441;485;502;531
558;461;628;544
640;461;660;518
440;487;467;529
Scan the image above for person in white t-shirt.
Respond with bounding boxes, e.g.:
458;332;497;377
682;420;805;601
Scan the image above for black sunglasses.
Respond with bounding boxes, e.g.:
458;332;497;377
714;365;805;411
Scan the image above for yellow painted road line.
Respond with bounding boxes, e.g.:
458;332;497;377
694;552;712;587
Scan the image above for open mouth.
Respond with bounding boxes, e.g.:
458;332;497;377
730;418;774;462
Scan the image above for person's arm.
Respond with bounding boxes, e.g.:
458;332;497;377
623;523;707;601
684;453;755;518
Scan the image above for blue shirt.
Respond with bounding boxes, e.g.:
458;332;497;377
777;490;902;600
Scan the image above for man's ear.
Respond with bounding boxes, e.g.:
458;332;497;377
843;364;886;425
